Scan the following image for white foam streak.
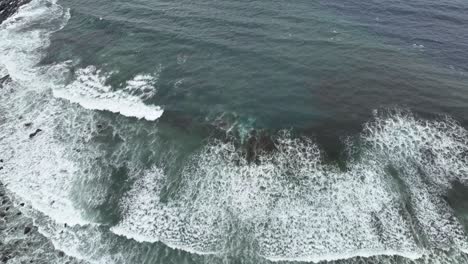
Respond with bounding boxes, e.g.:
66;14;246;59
114;113;468;262
110;166;224;255
2;1;468;262
1;0;163;122
53;66;164;121
0;0;89;226
0;0;69;86
263;249;423;263
112;227;221;256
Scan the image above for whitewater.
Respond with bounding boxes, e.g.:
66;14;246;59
1;0;468;264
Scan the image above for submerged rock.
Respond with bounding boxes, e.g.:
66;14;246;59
0;183;79;263
245;130;277;163
0;75;10;90
28;129;42;139
0;74;10;85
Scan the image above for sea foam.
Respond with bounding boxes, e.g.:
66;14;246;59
2;0;468;263
112;112;468;262
53;66;164;121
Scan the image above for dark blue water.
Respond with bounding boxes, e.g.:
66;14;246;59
1;0;468;263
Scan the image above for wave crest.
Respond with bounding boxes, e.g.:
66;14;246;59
53;66;164;121
112;111;468;262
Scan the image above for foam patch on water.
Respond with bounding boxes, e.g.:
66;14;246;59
111;166;224;255
0;31;162;263
0;88;95;226
0;0;86;224
113;112;468;262
53;66;164;121
0;0;161;230
0;0;69;85
362;112;468;251
0;1;122;262
1;0;163;122
2;0;468;263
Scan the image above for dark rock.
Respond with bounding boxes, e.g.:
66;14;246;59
0;182;79;262
28;129;42;139
257;133;276;153
16;212;21;216
5;206;9;211
0;166;3;170
58;251;65;257
24;122;32;127
0;74;10;85
19;203;24;206
0;159;3;163
0;0;32;24
246;133;257;163
245;130;277;163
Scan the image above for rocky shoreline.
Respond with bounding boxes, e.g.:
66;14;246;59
0;182;80;263
1;2;79;263
0;0;31;24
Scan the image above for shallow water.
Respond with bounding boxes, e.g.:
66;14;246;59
1;0;468;263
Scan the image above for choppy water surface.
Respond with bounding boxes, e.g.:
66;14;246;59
1;0;468;263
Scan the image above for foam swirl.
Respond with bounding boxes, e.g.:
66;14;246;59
112;112;468;262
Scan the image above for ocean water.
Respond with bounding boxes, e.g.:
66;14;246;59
1;0;468;263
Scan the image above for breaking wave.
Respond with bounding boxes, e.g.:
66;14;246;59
0;0;164;122
1;0;468;263
112;111;468;262
53;66;164;121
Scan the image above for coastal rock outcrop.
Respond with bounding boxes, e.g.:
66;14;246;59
28;128;42;139
0;2;80;263
0;184;80;263
0;0;31;24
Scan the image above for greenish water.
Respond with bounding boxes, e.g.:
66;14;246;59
1;0;468;263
